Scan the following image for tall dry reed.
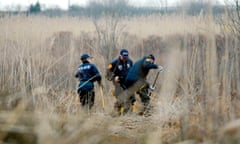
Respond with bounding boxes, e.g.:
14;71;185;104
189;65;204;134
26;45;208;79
0;13;240;144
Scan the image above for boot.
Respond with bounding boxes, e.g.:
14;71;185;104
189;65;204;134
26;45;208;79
123;102;132;115
110;103;122;117
131;102;136;113
143;103;152;117
138;103;151;117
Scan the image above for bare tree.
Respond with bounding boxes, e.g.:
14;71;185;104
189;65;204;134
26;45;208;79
224;0;240;36
89;0;128;60
218;0;240;112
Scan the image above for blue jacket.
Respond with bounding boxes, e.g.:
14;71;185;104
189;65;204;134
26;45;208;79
75;61;101;91
106;57;133;84
124;56;158;88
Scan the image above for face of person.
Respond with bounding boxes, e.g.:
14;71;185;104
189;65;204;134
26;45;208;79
120;55;128;61
82;57;93;63
87;57;93;62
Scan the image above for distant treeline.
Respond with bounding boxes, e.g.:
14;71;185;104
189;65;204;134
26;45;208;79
0;1;226;17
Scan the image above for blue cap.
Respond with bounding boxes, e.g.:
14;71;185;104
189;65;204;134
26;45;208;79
80;54;92;60
120;49;128;58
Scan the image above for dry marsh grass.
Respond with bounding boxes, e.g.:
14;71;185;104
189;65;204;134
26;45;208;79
0;14;240;144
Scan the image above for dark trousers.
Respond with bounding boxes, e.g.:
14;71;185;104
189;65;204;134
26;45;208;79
78;89;95;110
113;81;136;114
137;86;151;112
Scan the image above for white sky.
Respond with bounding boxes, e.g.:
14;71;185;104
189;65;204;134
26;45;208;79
0;0;225;11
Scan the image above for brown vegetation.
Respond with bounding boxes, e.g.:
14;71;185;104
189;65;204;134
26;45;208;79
0;14;240;144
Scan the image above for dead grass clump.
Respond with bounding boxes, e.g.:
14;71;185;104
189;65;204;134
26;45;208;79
0;14;240;144
218;119;240;143
0;111;37;144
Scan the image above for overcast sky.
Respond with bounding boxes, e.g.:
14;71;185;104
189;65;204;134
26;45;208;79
0;0;225;11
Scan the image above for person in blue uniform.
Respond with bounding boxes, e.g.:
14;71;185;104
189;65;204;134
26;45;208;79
75;54;102;110
123;54;163;115
106;49;135;115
